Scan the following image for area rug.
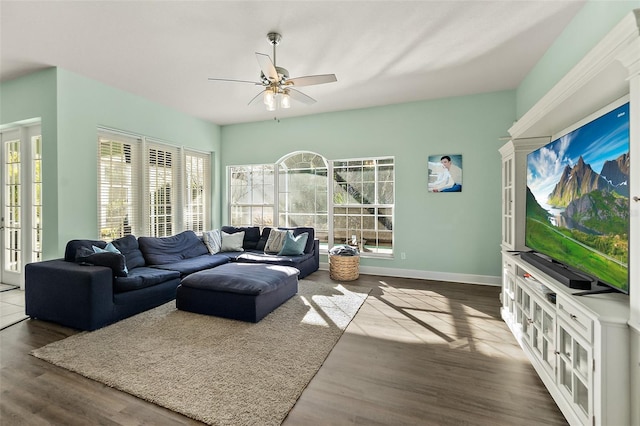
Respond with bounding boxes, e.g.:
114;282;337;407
31;280;369;425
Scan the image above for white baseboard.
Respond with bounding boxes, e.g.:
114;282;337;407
319;263;501;286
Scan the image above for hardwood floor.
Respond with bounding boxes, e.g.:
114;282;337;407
0;271;567;425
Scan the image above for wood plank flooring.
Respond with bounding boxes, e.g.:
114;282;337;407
0;271;567;425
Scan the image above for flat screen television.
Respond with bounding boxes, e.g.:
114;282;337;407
525;97;630;294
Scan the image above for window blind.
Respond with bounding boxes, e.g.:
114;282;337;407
145;141;180;237
97;130;141;241
184;149;211;234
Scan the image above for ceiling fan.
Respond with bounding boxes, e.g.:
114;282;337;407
208;32;337;111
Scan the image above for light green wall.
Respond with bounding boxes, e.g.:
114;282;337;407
517;1;639;117
0;68;60;257
1;68;221;258
55;69;221;251
222;91;515;277
5;1;628;277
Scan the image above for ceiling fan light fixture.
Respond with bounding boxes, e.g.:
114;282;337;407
209;32;336;112
266;92;277;111
280;90;291;109
263;88;275;106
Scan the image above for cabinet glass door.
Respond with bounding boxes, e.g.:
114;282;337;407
502;267;515;319
501;156;513;248
558;323;591;422
531;298;555;376
516;281;531;339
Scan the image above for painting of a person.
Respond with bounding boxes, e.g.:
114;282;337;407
428;154;462;192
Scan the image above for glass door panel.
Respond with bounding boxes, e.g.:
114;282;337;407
557;321;591;423
0;125;41;288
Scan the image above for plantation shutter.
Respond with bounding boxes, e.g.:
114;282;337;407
145;141;180;237
97;130;141;241
184;149;211;234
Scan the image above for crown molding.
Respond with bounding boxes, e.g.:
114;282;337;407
510;10;640;140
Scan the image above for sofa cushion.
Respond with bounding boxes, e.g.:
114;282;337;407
138;230;209;265
65;239;106;262
278;231;309;256
220;230;245;252
221;226;260;250
180;263;299;296
75;247;128;277
279;227;315;254
264;229;288;254
113;267;180;293
256;227;271;251
202;229;222;254
236;250;313;268
151;254;230;276
111;234;146;270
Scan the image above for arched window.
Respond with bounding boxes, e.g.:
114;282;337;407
277;151;328;246
228;151;394;257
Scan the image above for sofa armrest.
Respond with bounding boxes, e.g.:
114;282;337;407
25;259;115;330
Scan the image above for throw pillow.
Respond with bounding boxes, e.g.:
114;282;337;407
76;247;128;277
220;230;245;252
202;229;222;254
92;243;128;274
93;242;120;255
111;234;146;270
263;229;288;254
256;227;272;251
221;226;261;250
278;231;309;256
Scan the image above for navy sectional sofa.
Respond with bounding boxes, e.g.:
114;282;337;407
25;227;319;331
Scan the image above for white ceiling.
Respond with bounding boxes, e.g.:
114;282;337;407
0;0;585;126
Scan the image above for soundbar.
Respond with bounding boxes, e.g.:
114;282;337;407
520;252;592;290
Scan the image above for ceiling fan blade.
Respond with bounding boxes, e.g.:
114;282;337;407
286;74;337;87
288;88;316;105
247;89;266;106
208;77;261;85
255;53;278;82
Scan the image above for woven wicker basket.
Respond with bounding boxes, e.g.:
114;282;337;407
329;254;360;281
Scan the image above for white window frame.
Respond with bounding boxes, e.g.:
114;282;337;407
98;128;211;240
228;152;395;258
0;121;42;287
145;141;179;237
228;164;275;227
329;157;394;257
277;151;329;247
184;149;211;235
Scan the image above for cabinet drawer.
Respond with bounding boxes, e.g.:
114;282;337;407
503;256;516;275
556;295;593;342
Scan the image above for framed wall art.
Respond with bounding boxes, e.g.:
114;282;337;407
428;154;462;192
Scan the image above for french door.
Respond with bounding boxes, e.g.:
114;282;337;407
0;124;42;288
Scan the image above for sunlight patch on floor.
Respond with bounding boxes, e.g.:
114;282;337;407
343;284;520;360
300;285;368;328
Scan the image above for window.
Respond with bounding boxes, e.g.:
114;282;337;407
184;150;210;234
98;129;211;240
4;137;21;271
228;153;394;257
146;143;178;237
332;157;394;255
32;135;43;262
98;131;141;240
278;152;328;245
229;164;275;227
0;123;42;281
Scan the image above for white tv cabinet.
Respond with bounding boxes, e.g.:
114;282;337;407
501;252;629;426
499;9;639;426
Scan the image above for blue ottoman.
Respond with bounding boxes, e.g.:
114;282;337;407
176;263;299;322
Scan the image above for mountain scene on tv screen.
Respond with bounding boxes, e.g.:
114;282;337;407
525;103;629;289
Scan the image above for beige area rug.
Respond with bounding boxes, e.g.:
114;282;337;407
31;280;369;425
